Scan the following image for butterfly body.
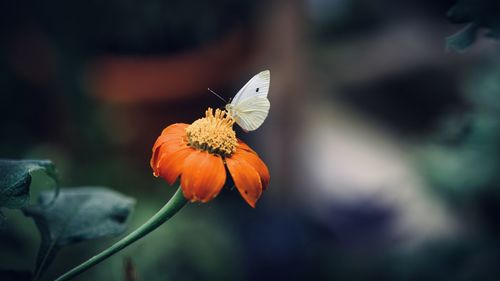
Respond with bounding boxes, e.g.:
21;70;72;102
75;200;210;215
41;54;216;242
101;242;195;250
226;70;271;131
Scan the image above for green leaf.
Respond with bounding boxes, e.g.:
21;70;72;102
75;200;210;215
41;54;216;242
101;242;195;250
446;0;500;51
23;187;135;279
446;23;478;53
0;159;58;209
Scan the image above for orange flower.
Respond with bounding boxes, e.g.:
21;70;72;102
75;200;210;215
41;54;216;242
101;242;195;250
150;108;270;207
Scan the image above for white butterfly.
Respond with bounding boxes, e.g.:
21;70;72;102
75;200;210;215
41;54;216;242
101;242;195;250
225;70;271;131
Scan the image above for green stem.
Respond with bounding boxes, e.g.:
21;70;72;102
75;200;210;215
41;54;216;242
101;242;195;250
54;187;187;281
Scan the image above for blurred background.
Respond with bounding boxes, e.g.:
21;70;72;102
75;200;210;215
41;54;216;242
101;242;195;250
2;0;500;280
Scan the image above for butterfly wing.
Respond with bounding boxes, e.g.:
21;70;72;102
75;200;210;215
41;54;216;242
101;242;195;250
231;70;270;105
231;96;270;131
229;70;271;131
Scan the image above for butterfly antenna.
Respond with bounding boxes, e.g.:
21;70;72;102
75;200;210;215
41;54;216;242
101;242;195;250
208;88;228;103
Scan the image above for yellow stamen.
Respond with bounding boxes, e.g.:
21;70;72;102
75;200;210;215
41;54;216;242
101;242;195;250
186;108;237;157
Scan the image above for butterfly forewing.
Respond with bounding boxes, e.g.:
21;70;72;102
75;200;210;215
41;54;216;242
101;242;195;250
231;70;270;105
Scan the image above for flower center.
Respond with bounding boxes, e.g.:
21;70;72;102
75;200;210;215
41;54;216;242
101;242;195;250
186;108;237;157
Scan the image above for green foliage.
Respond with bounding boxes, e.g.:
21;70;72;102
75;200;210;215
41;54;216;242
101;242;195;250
0;159;57;209
447;0;500;51
0;159;58;228
23;187;135;279
446;23;478;53
421;61;500;210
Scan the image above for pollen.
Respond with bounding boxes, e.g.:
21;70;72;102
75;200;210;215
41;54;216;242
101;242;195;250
186;108;237;157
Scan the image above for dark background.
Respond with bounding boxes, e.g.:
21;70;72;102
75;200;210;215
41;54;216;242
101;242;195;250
3;0;500;280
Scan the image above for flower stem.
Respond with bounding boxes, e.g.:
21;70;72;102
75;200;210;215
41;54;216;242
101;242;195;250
54;187;187;281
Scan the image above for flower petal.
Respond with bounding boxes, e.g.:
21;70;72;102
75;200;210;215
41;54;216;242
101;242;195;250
233;149;270;190
154;123;188;148
161;123;189;136
157;146;193;185
151;123;188;174
181;150;226;203
237;139;256;153
226;156;263;208
151;139;186;177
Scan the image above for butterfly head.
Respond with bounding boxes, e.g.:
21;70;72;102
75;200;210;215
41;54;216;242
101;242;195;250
225;103;235;118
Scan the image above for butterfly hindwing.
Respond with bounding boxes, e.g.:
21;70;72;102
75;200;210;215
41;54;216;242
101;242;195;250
232;96;270;131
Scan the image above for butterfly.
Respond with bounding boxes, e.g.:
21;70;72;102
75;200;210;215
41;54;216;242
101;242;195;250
224;70;271;132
